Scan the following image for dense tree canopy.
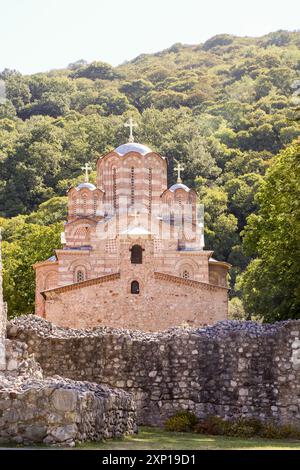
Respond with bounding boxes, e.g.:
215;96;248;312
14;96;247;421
0;30;299;318
237;142;300;321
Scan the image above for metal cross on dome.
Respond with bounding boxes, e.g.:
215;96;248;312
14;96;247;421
124;117;138;143
174;160;185;183
81;163;92;183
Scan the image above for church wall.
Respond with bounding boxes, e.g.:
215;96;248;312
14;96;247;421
42;274;227;331
8;316;300;427
34;262;59;317
209;264;228;287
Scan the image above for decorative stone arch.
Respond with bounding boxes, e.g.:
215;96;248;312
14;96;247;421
175;259;198;280
69;220;96;242
68;258;92;273
122;153;144;167
68;259;91;283
44;271;58;290
73;226;91;241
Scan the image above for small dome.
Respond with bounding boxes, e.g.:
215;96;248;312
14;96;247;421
76;182;96;190
114;142;152;156
169;183;190;192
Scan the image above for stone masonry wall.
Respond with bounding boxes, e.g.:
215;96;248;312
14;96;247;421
0;233;6;370
7;315;300;427
0;337;136;445
0;377;136;446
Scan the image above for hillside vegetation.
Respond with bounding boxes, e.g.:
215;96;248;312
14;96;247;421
0;30;299;320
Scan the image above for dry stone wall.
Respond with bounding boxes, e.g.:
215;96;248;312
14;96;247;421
0;337;136;446
0;376;136;446
7;315;300;427
0;234;6;370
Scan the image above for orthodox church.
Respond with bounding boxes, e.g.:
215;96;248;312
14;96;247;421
34;120;230;331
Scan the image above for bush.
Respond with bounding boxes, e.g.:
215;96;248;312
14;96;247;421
165;412;300;440
194;416;300;440
194;415;230;436
260;423;300;440
165;411;198;432
224;417;262;438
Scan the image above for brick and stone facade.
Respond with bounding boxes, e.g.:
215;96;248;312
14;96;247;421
34;140;230;330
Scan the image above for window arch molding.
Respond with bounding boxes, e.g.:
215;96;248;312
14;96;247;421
175;259;197;281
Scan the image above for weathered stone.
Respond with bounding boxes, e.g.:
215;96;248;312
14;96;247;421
6;359;18;371
49;424;77;442
24;425;47;441
52;388;77;412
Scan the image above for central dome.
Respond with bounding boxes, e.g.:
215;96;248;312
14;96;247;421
76;182;96;190
169;183;190;192
114;142;152;156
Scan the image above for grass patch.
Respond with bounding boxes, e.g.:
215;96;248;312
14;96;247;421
78;427;300;450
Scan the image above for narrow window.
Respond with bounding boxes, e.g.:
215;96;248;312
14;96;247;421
130;244;143;264
76;270;85;282
130;167;135;206
131;280;140;294
148;168;152;214
82;194;87;215
93;196;97;216
182;270;189;279
113;167;117;209
72;198;77;217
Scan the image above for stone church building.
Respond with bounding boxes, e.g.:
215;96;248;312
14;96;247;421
34;128;230;331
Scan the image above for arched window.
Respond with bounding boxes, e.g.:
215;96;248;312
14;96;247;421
73;265;87;283
113;167;117;209
93;196;97;216
182;270;190;279
130;167;135;205
82;194;87;215
130;244;143;264
72;198;77;217
76;270;85;282
148;168;152;214
131;280;140;294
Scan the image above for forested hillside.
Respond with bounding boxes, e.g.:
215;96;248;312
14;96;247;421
0;30;299;320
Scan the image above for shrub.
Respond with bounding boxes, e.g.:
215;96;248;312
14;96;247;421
194;415;230;436
165;411;198;432
166;413;300;440
195;416;300;440
260;423;300;440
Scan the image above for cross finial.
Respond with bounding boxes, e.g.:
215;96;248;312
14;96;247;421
124;117;138;143
174;160;185;183
81;163;92;183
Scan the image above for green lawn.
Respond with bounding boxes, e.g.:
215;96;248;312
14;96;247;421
79;426;300;450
